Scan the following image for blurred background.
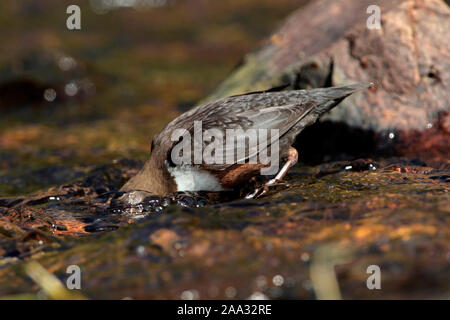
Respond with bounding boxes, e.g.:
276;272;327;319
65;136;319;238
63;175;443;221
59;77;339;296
0;0;307;196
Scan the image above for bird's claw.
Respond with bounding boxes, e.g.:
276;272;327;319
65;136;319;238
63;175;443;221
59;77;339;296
245;179;289;199
245;185;268;199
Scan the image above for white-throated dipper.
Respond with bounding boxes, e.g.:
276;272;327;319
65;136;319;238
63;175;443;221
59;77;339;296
121;83;373;199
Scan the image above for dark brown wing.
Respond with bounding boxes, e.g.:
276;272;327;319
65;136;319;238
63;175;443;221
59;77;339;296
156;83;372;170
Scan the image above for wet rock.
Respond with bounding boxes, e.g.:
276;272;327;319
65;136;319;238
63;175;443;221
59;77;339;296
21;229;59;244
429;175;450;183
207;0;450;161
54;224;68;231
150;229;180;252
84;223;119;233
0;197;23;208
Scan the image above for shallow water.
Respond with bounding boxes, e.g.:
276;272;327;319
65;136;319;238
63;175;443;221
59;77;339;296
0;157;449;299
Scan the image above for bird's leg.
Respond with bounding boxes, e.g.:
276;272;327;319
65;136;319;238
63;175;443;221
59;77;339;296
246;147;298;199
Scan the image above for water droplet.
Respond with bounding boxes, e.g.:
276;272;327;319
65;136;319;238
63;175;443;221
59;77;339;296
248;291;269;300
58;56;77;71
64;82;78;96
301;252;310;262
136;245;146;256
272;274;284;286
43;88;57;102
180;289;199;300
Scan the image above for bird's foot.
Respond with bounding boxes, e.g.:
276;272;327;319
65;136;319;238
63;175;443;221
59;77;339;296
245;179;290;199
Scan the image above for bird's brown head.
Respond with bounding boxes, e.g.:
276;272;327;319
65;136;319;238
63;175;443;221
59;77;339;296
120;137;177;196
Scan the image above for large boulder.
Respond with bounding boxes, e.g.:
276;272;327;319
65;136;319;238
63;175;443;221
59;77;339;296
207;0;449;162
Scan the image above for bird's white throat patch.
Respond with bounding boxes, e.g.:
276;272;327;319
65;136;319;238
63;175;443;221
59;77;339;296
165;162;224;192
